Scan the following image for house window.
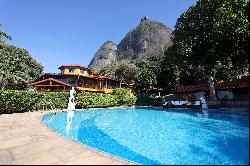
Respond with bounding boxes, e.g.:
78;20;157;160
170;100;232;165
81;69;88;75
68;67;75;73
80;69;85;74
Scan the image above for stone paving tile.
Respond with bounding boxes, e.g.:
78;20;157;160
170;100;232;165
0;127;52;140
0;134;9;141
48;143;88;161
10;138;67;160
0;111;135;165
0;126;11;132
0;150;14;164
0;136;33;150
10;151;63;165
62;153;115;165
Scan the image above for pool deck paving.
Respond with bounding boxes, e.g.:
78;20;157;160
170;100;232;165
0;110;137;165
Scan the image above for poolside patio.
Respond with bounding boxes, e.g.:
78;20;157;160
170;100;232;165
0;111;136;165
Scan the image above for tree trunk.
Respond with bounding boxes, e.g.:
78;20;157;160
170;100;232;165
208;75;216;100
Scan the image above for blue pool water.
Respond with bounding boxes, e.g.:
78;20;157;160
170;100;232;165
42;107;249;165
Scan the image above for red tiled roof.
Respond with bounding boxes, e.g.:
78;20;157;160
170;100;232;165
97;75;110;79
58;64;91;70
28;78;71;87
215;77;249;90
175;84;208;93
86;75;99;79
175;76;249;93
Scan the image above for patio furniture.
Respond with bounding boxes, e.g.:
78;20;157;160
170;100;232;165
186;100;202;109
163;100;189;108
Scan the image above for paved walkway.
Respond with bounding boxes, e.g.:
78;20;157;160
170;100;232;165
0;111;136;165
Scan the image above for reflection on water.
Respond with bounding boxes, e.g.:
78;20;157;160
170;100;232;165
202;110;208;118
66;111;74;135
201;97;208;109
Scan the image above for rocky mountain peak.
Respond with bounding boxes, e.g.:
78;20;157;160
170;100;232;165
88;41;117;71
117;18;173;60
141;16;149;22
88;17;173;70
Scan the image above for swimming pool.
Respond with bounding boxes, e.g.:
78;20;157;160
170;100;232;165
42;107;249;165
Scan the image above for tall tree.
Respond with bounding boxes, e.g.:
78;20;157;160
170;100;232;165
0;25;43;89
134;57;160;91
173;0;249;99
113;60;139;84
159;47;181;94
136;67;157;91
97;60;139;84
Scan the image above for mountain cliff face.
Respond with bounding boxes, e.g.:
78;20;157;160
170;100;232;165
117;16;173;60
88;41;117;71
88;17;173;70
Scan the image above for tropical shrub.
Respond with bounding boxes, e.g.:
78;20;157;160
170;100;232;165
112;88;136;106
0;88;137;114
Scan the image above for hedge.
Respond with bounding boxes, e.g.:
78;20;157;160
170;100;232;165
76;88;136;108
0;88;136;114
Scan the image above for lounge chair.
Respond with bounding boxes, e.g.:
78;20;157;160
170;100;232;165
185;100;201;109
163;100;189;108
193;100;202;109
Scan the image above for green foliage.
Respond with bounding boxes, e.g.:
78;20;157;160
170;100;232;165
0;44;44;89
98;58;161;93
0;90;68;114
173;0;249;78
97;60;139;84
0;24;43;90
0;24;12;45
75;92;117;108
95;62;116;78
213;61;238;81
113;61;139;84
178;64;207;85
136;93;164;106
213;0;249;72
158;47;180;93
134;57;160;90
136;67;157;90
0;88;137;114
112;88;136;106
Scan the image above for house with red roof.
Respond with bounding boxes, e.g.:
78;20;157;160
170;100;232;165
175;76;249;102
28;64;121;93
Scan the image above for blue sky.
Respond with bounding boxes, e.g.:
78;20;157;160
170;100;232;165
0;0;197;73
